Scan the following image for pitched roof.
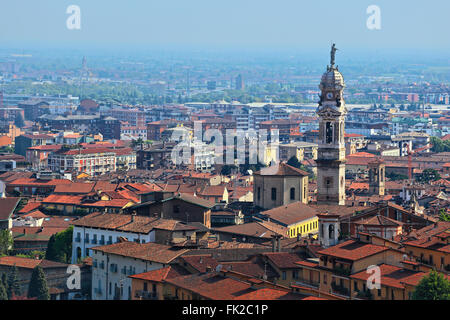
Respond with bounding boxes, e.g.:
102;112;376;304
260;202;318;226
129;265;190;282
179;254;219;273
0;197;20;220
91;241;188;264
355;215;403;227
263;252;305;269
234;288;318;300
350;264;427;289
317;240;389;261
164;272;254;300
53;182;95;194
254;162;309;177
213;221;287;239
0;256;67;269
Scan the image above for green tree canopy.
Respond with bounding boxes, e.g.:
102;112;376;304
412;270;450;300
417;168;441;183
27;266;49;300
0;280;7;300
0;230;13;256
7;265;20;299
45;226;73;263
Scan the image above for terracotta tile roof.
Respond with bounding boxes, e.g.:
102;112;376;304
350;264;428;289
129;265;190;282
263;252;305;269
18;201;42;214
82;199;133;208
213;221;288;239
0;256;67;269
0;197;20;220
73;212;154;232
164;272;253;300
234;288;315;300
295;260;319;268
348;182;369;191
308;204;368;217
354;215;403;227
93;181;118;192
53;182;95;194
317;240;389;261
27;144;62;151
260;201;318;226
179;254;219;273
197;185;227;197
91;241;188;264
8;178;71;187
255;162;309;177
42;194;84;205
21;210;48;219
221;259;278;279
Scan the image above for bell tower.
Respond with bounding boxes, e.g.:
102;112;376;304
316;44;347;206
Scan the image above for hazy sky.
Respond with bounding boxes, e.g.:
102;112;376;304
1;0;449;53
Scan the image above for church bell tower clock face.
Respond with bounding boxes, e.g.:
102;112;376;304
326;92;334;100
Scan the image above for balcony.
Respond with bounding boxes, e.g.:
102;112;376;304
135;291;157;300
295;278;320;289
75;237;81;243
99;239;105;245
84;238;89;244
91;239;97;245
331;282;350;297
332;266;351;277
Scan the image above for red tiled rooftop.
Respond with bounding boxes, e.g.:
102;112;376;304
317;240;389;261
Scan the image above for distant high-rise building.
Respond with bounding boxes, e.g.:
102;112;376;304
207;81;216;91
235;74;244;90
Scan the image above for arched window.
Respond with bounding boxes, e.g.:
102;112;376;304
290;187;295;200
329;224;335;239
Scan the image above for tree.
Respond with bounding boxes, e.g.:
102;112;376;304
0;280;7;300
27;266;49;300
417;168;441;183
439;209;450;222
45;234;58;261
6;265;20;299
412;270;450;300
45;226;73;263
287;156;301;169
0;230;13;256
14;113;25;128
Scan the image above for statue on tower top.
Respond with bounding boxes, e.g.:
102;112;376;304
330;43;338;67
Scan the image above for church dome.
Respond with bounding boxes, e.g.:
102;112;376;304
320;67;345;89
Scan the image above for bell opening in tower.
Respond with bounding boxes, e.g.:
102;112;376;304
326;122;333;144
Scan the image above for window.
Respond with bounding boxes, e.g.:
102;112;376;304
293;270;299;280
290;188;295;200
271;188;277;201
257;187;261;201
323;274;327;284
378;289;381;297
354;282;358;291
326;122;333;143
282;271;286;280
